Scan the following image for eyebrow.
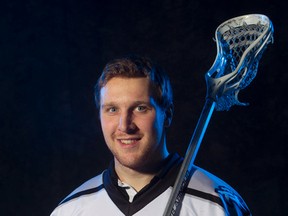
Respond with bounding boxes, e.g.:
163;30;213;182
101;100;153;109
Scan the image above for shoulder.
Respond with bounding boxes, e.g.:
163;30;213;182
188;166;233;194
59;171;105;205
184;166;250;215
182;166;228;209
50;171;121;216
187;165;240;202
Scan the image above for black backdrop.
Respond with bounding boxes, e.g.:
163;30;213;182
1;0;287;215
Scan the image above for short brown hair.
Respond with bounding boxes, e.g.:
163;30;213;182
94;55;173;111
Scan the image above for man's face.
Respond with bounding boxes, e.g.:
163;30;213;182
100;77;168;172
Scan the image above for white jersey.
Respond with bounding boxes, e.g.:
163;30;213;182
50;154;249;216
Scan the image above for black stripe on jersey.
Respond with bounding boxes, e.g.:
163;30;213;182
59;184;104;205
104;153;183;216
185;187;224;207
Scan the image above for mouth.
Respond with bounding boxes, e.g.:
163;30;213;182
117;138;141;146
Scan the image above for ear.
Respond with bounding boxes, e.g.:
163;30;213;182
164;104;173;127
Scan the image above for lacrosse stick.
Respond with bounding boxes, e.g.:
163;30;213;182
164;14;274;216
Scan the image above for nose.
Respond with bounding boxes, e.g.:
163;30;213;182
118;112;136;133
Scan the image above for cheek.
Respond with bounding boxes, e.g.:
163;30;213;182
142;114;165;136
154;117;165;136
100;116;115;135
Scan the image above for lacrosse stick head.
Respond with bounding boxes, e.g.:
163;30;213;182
205;14;274;111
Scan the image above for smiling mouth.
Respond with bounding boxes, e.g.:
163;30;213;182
118;139;140;145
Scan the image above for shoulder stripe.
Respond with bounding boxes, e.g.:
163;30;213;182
185;188;223;207
59;184;104;205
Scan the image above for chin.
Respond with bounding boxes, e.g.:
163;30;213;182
118;156;143;168
117;154;162;173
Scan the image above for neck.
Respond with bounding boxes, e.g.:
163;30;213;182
115;163;154;191
114;135;169;191
114;154;169;192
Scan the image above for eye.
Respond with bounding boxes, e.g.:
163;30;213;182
135;105;148;112
108;107;117;113
102;106;118;114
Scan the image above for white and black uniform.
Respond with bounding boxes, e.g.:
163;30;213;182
50;153;248;216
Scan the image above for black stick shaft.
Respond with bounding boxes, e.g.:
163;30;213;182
163;99;216;216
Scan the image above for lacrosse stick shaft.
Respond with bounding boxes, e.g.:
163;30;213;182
163;99;216;216
163;14;273;216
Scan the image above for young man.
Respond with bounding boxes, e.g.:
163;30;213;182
50;55;251;215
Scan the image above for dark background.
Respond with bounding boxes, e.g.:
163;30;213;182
1;0;287;215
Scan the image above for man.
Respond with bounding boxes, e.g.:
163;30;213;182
51;55;250;215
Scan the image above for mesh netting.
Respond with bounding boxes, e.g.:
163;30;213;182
221;22;268;71
206;15;273;111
